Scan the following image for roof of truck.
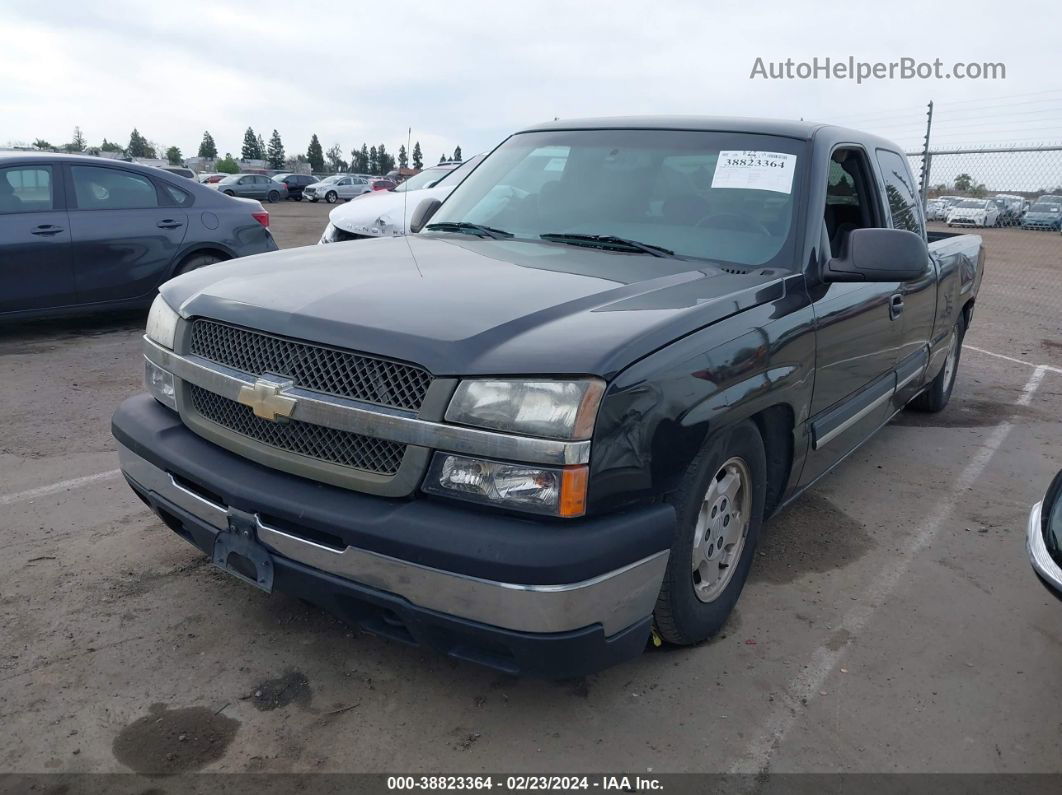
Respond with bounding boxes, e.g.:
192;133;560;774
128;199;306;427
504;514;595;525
520;116;836;139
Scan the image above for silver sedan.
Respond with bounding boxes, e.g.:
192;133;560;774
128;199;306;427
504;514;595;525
304;175;372;203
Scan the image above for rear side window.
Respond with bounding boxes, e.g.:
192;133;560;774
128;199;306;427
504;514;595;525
0;166;53;213
72;166;159;210
161;182;193;207
875;149;924;237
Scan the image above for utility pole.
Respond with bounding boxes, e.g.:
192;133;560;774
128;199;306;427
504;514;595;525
919;100;934;203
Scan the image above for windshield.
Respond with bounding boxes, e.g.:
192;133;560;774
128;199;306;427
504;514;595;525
393;169;448;192
1030;203;1060;213
957;200;987;209
430;130;805;268
219;175;240;184
316;175;341;184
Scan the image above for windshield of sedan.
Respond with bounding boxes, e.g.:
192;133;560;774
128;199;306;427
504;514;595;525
1029;203;1060;213
316;175;342;184
956;200;988;208
428;129;805;268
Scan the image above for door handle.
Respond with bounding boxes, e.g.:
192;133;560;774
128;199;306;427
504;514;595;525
156;220;184;229
889;293;904;320
30;225;64;236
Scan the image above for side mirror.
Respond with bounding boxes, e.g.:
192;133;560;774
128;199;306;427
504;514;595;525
1029;470;1062;600
409;198;442;234
825;228;929;283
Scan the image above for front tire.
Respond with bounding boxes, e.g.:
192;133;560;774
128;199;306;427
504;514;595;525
223;190;235;196
174;252;222;277
653;421;766;645
909;314;965;413
326;191;338;204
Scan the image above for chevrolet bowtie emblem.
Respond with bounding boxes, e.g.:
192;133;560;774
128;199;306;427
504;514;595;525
237;378;297;422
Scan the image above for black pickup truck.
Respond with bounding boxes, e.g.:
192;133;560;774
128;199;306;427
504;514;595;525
113;117;984;677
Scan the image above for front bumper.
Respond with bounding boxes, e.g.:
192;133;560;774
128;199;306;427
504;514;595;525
1027;500;1062;600
113;395;673;676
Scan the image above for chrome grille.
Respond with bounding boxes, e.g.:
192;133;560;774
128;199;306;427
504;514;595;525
189;319;432;412
189;384;405;475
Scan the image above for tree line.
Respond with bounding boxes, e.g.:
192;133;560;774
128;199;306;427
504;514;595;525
27;125;463;177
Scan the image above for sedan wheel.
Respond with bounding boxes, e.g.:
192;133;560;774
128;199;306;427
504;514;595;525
326;191;338;204
267;191;280;203
223;190;235;196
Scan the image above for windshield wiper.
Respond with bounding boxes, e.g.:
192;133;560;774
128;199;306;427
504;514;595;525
424;221;512;239
539;233;675;258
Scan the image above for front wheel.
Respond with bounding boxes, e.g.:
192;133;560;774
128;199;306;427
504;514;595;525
325;191;338;204
909;314;965;413
293;195;302;202
267;190;280;203
223;190;235;196
653;421;766;645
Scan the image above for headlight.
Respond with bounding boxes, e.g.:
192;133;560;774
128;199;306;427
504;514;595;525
320;222;337;244
423;453;588;517
144;358;177;411
445;379;605;441
145;295;179;350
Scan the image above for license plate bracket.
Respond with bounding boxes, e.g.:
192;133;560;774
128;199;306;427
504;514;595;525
212;508;274;593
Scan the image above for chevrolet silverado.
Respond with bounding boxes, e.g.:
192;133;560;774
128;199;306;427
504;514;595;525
113;117;984;677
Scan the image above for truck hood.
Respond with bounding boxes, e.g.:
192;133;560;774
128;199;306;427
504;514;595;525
161;235;788;378
327;184;455;237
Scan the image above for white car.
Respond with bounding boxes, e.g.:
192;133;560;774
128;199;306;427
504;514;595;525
304;174;372;204
947;198;999;228
319;156;483;243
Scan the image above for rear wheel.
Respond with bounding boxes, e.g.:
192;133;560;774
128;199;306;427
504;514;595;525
653;421;766;645
267;190;280;203
293;194;302;202
174;252;223;277
325;191;338;204
909;314;965;413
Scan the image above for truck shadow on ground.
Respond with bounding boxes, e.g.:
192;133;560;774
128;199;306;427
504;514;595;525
0;310;145;354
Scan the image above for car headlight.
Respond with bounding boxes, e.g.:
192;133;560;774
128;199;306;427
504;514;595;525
145;295;179;350
423;453;588;517
445;379;605;441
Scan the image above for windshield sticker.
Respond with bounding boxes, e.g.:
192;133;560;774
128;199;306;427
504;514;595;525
711;151;797;194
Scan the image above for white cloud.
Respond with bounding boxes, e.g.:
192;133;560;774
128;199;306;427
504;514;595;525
2;0;1060;158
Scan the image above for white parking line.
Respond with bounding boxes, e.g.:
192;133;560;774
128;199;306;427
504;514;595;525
964;344;1062;374
730;364;1049;776
0;470;121;507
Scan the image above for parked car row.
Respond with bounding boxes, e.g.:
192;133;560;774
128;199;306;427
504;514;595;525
926;193;1062;230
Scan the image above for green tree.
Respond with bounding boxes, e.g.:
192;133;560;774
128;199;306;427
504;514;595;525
439;154;446;164
412;141;423;169
452;146;462;162
241;127;259;160
100;138;124;153
127;128;152;158
216;153;239;174
256;133;266;160
377;143;393;174
359;144;370;172
398;145;408;169
32;138;52;151
165;146;183;165
307;134;325;172
368;145;378;175
266;129;285;169
954;173;973;192
198;131;218;159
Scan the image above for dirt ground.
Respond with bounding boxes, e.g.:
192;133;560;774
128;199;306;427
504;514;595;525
1;207;1061;778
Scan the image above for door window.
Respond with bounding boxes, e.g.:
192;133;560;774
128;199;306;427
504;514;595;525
0;166;53;213
824;149;879;256
72;166;159;210
875;149;925;236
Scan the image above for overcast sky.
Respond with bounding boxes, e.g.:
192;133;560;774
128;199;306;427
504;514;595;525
3;0;1061;163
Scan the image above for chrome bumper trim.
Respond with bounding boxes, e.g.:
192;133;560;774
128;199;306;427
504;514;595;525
1027;501;1062;594
118;444;667;635
144;336;590;466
